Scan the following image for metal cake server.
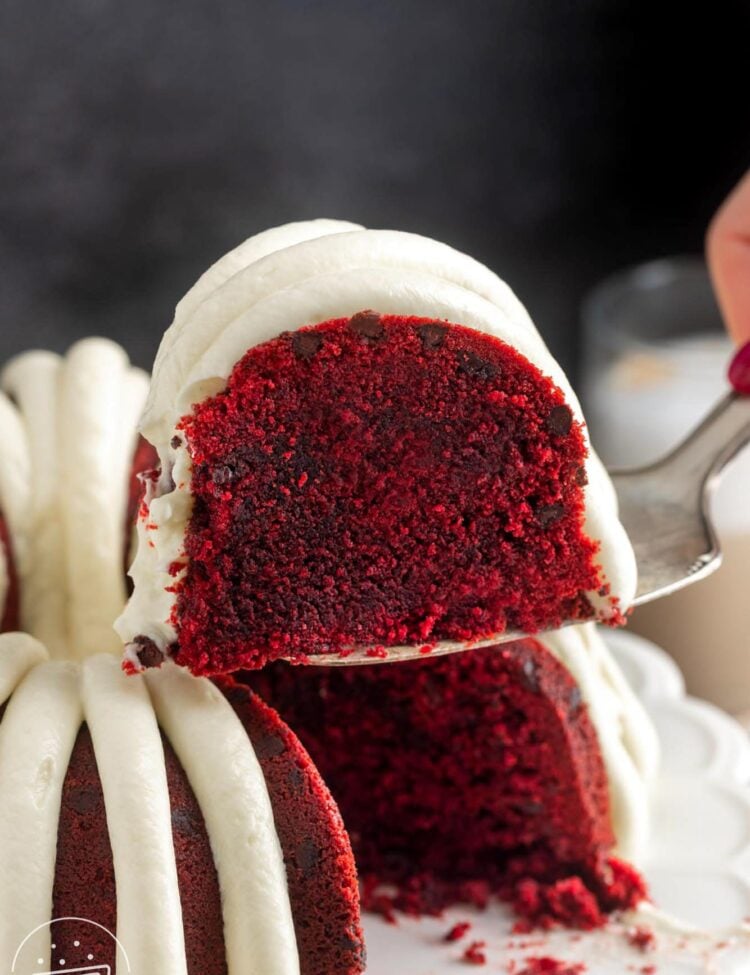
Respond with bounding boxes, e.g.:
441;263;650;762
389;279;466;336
313;390;750;667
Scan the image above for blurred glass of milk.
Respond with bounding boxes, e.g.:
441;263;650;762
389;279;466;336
581;257;750;715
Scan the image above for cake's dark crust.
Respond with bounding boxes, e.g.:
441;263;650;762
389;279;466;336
36;686;364;974
174;314;608;675
0;513;19;632
221;677;366;975
248;638;646;929
52;726;120;972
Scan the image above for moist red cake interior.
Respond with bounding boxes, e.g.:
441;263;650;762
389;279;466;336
0;513;19;632
14;684;365;974
248;639;646;930
173;313;609;675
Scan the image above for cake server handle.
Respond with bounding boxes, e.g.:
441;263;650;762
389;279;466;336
610;363;750;607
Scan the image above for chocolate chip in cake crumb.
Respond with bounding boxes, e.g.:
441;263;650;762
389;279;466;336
171;807;198;837
575;465;588;486
538;502;565;527
133;635;164;669
568;686;583;712
67;785;99;816
211;464;235;486
292;330;325;360
254;733;286;759
349;310;385;340
287;765;305;795
455;349;497;380
297;836;322;877
417;322;448;349
520;657;541;693
516;799;544;815
170;435;182;450
546;404;573;436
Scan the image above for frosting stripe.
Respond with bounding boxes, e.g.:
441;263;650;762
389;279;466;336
2;352;68;655
60;340;147;657
82;654;188;975
542;624;659;863
0;632;49;706
0;660;81;967
146;664;301;975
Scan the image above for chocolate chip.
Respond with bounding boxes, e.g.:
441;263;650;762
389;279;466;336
339;933;363;953
546;404;573;436
67;786;99;815
516;800;544;815
170;435;182;450
293;330;324;360
568;686;583;712
520;656;540;693
455;349;497;380
575;465;588;486
211;464;235;486
349;310;385;340
171;807;198;837
287;765;305;795
254;733;286;759
297;836;321;877
417;322;447;349
538;502;565;527
133;635;163;669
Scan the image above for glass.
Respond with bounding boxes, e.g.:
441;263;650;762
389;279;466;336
581;257;750;716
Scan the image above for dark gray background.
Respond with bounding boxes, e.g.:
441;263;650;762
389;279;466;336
1;0;748;378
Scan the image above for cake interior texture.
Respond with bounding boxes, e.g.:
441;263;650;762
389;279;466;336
175;313;610;674
248;638;646;930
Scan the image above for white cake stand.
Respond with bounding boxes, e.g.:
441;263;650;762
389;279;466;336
363;629;750;974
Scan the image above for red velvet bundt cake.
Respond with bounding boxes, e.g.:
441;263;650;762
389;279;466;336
0;340;365;975
116;220;637;674
248;623;658;930
0;637;363;974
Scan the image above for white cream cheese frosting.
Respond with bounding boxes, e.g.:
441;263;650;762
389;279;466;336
118;221;637;656
540;623;659;864
0;339;149;658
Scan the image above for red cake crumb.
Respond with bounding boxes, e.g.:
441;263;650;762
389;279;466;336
627;925;656;952
462;940;487;964
171;313;609;674
248;638;647;930
445;921;473;942
516;958;586;975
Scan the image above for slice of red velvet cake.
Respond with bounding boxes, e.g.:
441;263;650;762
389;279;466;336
117;222;637;675
247;624;657;930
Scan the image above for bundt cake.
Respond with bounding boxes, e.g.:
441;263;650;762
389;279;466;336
115;220;637;674
0;340;365;975
248;623;658;930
